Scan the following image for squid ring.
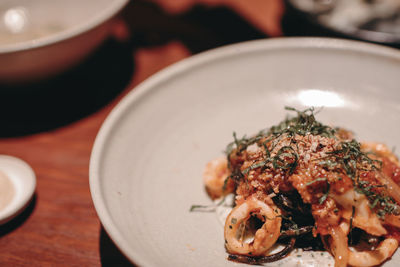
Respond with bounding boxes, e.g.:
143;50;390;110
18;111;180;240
347;238;398;267
224;197;281;256
329;222;398;267
203;157;234;199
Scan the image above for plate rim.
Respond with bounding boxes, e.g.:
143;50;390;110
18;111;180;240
89;37;400;266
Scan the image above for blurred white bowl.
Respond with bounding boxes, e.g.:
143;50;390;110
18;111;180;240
0;0;128;83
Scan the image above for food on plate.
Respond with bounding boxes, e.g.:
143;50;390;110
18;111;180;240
203;107;400;267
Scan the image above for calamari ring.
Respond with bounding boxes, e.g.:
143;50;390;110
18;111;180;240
203;157;234;199
224;197;281;256
347;238;398;267
332;190;387;236
330;222;398;267
329;226;349;267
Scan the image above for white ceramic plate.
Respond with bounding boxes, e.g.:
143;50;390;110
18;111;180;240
90;37;400;267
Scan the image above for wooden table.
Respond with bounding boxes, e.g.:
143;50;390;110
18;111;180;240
0;0;353;265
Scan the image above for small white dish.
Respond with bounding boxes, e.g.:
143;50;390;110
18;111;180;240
0;155;36;225
90;37;400;267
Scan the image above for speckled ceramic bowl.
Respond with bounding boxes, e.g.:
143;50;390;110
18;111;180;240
90;37;400;267
0;0;128;83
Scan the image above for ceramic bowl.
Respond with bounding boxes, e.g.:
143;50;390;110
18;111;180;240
0;0;128;83
90;37;400;267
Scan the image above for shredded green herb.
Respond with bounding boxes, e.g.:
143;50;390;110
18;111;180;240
325;140;382;177
355;181;400;218
242;160;269;175
225;107;332;180
318;183;330;204
270;107;336;138
319;139;399;218
189;196;228;212
272;146;298;175
219;107;399;219
225;107;335;158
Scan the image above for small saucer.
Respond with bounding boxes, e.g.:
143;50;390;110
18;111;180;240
0;155;36;225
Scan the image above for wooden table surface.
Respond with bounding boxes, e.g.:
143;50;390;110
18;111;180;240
0;0;381;266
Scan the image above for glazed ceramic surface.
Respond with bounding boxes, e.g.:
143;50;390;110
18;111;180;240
90;38;400;267
0;0;128;83
0;155;36;225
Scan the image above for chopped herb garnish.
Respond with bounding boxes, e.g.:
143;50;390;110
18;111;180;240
189;204;212;212
270;107;336;138
222;106;398;221
242;160;269;175
319;183;330;204
225;107;335;157
272;146;299;174
333;208;339;214
314;138;397;217
189;196;229;212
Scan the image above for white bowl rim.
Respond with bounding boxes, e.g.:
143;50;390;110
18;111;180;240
0;0;128;54
89;37;400;266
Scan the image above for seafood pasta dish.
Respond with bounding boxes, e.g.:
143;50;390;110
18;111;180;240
202;107;400;267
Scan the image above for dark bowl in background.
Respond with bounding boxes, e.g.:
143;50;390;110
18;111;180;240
284;0;400;49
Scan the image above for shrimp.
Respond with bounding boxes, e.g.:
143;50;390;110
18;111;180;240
203;157;234;199
224;196;281;256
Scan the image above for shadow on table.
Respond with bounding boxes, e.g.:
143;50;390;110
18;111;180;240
122;0;267;54
0;0;266;138
0;38;134;138
0;194;37;237
100;227;136;267
281;1;337;39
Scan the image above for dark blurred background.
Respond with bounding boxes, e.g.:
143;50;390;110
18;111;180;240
2;0;398;138
0;0;267;137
